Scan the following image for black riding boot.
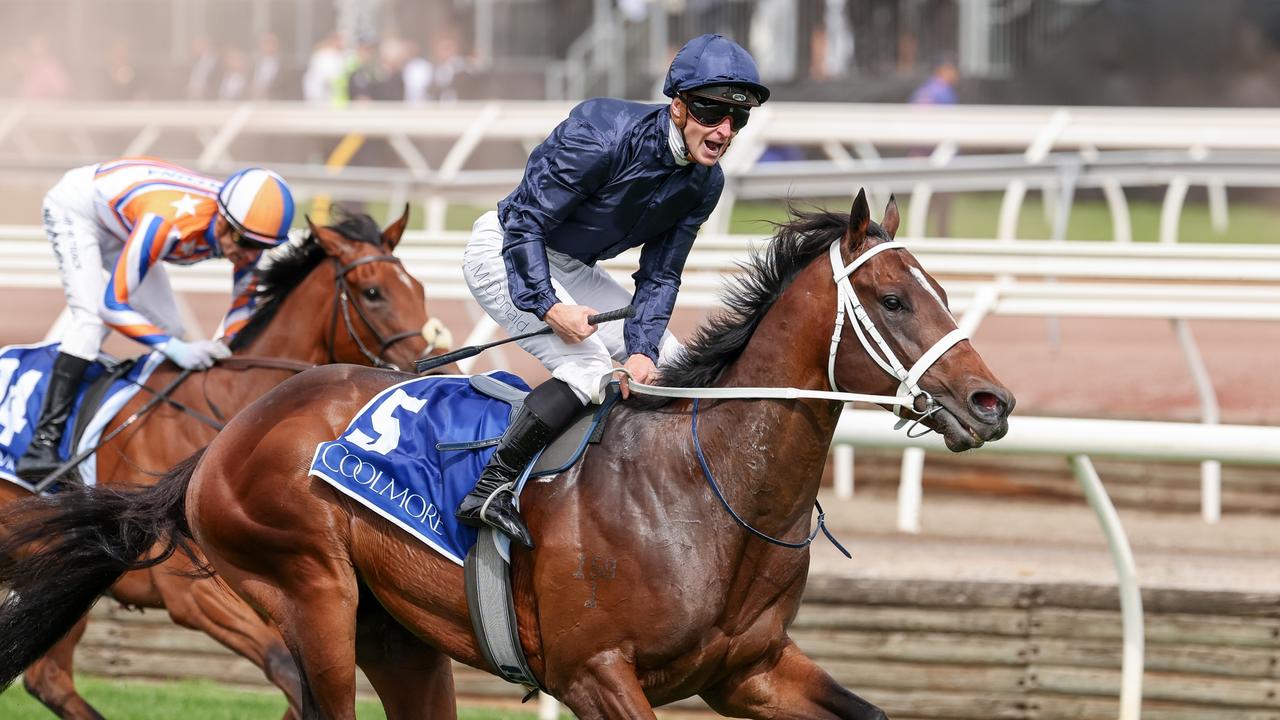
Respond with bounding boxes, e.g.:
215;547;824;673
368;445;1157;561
16;351;91;483
456;378;585;549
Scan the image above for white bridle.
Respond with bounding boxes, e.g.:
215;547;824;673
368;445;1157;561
625;238;968;427
826;239;968;424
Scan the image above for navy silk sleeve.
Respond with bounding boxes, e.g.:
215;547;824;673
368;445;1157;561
626;171;724;361
501;119;614;319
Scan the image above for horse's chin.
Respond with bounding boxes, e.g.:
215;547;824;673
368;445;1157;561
929;404;1009;453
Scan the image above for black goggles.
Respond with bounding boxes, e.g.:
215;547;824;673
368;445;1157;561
233;232;275;251
682;94;751;131
219;208;277;250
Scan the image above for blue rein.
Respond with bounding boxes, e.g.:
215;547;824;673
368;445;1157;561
691;398;852;558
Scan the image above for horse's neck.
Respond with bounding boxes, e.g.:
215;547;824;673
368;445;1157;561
236;265;334;366
691;261;844;531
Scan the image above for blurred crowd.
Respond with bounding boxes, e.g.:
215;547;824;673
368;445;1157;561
2;28;473;105
2;0;976;107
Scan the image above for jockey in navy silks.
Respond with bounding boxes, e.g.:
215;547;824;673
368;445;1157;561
457;34;770;548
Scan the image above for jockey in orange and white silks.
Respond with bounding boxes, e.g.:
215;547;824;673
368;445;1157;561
456;34;770;548
16;158;295;482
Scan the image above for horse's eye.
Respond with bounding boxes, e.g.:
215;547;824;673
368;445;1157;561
362;287;383;302
881;295;903;311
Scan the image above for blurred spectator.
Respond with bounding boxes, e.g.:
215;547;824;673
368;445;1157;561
751;0;798;83
103;39;142;100
186;36;220;100
617;0;648;23
810;0;854;81
218;48;250;100
304;32;347;105
427;29;470;102
366;38;418;102
251;33;282;100
910;57;959;236
18;35;71;100
910;57;959;106
401;41;431;103
346;38;381;101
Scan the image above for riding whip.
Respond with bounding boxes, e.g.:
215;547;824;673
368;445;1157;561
31;369;196;494
414;305;635;373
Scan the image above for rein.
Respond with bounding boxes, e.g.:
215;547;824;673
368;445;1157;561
125;356;320;431
199;355;320;424
691;398;851;557
31;253;425;493
619;237;968;554
328;255;423;370
32;369;196;493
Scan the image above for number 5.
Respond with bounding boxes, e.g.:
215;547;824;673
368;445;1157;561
344;388;426;455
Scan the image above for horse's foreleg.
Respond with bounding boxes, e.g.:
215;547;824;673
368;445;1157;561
556;649;658;720
152;556;305;718
21;616;104;720
355;598;456;720
701;640;888;720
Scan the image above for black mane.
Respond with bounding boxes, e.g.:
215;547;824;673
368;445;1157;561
227;212;383;351
639;207;889;407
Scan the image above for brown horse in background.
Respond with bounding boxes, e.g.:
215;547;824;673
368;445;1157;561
0;191;1013;719
0;208;443;719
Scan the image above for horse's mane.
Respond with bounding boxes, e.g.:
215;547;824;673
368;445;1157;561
227;212;384;352
636;207;890;408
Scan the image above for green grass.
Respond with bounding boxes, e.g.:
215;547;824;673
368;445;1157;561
306;194;1280;244
0;677;540;720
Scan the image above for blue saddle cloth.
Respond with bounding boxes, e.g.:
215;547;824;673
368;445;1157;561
308;371;532;566
0;342;165;490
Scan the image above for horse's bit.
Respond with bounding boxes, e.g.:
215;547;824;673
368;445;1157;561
329;255;423;370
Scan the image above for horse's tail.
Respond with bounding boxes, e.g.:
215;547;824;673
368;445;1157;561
0;448;206;686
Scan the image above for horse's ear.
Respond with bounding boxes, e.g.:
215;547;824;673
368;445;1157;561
882;194;900;239
307;215;356;262
846;188;871;248
381;204;410;251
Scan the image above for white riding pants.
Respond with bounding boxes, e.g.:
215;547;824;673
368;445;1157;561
463;211;683;403
44;165;185;361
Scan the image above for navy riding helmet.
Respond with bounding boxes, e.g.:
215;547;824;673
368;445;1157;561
663;34;771;108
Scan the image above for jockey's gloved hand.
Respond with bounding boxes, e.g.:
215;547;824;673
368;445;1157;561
159;338;231;370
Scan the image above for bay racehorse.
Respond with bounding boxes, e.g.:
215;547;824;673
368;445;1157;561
0;207;444;719
0;191;1012;718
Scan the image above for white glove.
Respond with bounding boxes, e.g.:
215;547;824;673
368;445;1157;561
159;338;231;370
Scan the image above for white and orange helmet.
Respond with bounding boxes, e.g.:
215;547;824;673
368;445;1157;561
216;168;295;248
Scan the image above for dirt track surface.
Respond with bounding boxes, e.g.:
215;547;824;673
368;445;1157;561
811;489;1280;594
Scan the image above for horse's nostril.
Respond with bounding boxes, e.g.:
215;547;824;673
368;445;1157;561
972;391;1000;414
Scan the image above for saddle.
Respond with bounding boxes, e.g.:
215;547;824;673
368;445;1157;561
66;357;140;476
460;373;622;694
455;373;620;477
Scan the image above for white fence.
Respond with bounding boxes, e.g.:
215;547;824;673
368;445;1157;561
8;101;1280;238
